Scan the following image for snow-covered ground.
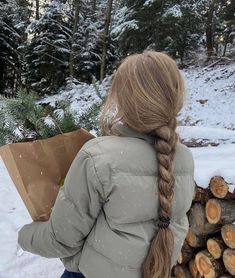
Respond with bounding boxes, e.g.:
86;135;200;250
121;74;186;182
0;62;235;277
180;62;235;129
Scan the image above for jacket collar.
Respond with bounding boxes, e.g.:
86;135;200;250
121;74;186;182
111;122;155;145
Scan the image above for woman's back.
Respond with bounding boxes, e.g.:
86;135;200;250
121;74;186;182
74;123;195;278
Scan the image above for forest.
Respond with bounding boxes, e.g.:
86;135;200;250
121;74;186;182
0;0;235;97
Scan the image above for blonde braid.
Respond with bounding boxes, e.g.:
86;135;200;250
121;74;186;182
143;118;179;278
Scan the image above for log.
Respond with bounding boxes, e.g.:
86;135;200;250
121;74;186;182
173;264;192;278
189;259;201;278
209;177;229;198
186;228;207;248
188;203;221;236
209;176;235;199
193;186;213;203
221;224;235;249
206;199;235;224
195;250;225;278
222;248;235;275
207;237;226;259
177;241;194;265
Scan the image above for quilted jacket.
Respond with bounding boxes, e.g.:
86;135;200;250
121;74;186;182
18;123;196;278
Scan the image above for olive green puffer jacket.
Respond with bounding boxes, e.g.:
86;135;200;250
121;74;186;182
18;123;196;278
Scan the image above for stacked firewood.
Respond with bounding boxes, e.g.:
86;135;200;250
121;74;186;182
172;176;235;278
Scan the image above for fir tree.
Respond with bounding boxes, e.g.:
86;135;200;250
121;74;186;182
26;1;72;95
0;0;30;96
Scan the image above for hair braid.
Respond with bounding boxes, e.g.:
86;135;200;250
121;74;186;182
143;118;179;278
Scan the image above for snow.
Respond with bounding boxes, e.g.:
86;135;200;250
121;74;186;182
190;144;235;192
0;61;235;277
163;4;182;17
178;126;235;144
0;158;63;278
179;63;235;129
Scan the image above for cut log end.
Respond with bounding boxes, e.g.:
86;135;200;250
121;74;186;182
195;250;224;278
206;199;221;224
223;248;235;276
209;176;229;198
221;224;235;249
186;228;206;248
206;199;235;224
207;238;226;259
189;259;200;278
173;265;186;278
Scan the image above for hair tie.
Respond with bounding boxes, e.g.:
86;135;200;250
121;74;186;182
158;215;170;229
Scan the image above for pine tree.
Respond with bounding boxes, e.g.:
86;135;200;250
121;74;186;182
0;0;30;96
0;91;80;145
26;1;72;95
116;0;204;62
158;1;204;62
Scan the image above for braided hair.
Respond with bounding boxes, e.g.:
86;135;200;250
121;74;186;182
100;51;185;278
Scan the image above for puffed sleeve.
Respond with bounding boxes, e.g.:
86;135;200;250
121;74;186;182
18;149;105;258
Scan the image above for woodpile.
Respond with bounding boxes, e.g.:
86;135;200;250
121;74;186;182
172;176;235;278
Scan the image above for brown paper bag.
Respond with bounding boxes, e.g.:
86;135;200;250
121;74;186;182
0;128;94;221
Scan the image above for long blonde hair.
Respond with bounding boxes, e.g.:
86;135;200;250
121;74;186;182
100;51;185;278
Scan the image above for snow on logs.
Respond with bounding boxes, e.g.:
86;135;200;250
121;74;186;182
172;176;235;278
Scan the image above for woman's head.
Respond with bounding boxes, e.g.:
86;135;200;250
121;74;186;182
100;51;185;134
101;51;186;278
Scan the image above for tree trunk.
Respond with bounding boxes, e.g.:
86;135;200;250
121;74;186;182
92;0;97;14
222;28;231;57
206;1;216;57
69;0;81;78
36;0;39;20
100;0;113;81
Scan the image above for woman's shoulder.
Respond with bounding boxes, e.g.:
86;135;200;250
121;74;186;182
80;135;153;156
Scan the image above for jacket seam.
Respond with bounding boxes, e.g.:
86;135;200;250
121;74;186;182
82;150;106;202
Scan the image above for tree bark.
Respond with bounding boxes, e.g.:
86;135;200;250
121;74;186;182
69;0;81;78
194;186;213;203
222;27;231;57
177;241;194;265
188;203;220;236
206;1;216;57
36;0;39;20
100;0;113;80
186;228;207;248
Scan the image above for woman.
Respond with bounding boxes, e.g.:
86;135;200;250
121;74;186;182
18;51;196;278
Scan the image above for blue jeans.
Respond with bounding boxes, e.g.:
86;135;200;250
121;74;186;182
60;270;86;278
